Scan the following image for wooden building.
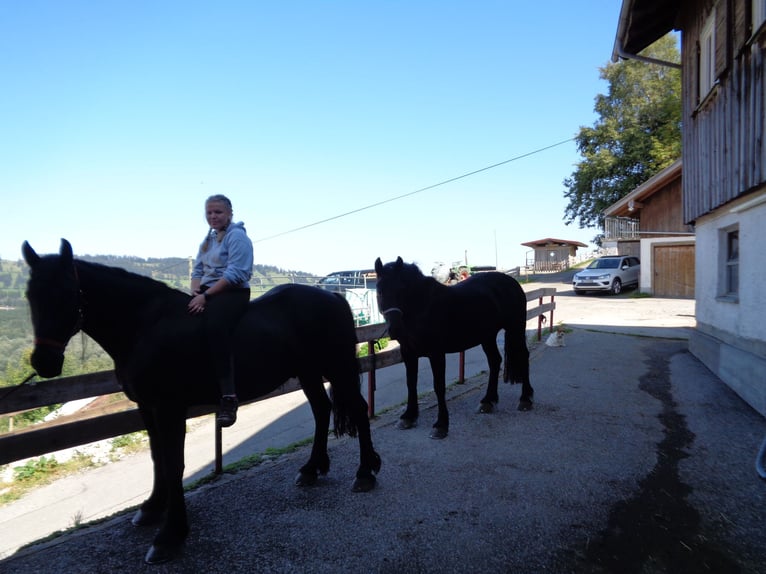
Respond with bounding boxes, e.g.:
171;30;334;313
614;0;766;416
603;159;696;298
520;238;588;272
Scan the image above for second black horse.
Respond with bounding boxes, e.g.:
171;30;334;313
374;257;533;439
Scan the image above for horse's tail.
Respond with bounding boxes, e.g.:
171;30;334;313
327;293;365;438
329;381;363;438
503;324;530;385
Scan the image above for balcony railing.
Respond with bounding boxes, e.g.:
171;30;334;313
604;216;640;240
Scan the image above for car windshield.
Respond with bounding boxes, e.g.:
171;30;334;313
587;258;620;269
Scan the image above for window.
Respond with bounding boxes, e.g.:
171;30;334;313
700;10;716;97
719;227;739;300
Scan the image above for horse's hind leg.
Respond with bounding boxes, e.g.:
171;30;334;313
505;328;533;411
325;360;381;492
478;339;502;414
295;374;332;486
347;388;382;492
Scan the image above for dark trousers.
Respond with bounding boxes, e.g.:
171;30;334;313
202;287;250;396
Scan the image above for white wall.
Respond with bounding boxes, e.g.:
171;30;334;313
691;189;766;416
694;191;766;343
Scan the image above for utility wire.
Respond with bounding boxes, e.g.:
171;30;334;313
253;137;575;244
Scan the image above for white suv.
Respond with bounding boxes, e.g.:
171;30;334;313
573;256;640;295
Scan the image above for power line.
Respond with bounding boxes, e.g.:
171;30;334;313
253;137;575;244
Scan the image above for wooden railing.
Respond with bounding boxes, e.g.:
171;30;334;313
0;288;555;471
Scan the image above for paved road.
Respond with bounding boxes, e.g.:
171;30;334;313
3;276;764;572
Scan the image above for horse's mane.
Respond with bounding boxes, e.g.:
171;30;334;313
397;260;439;286
75;258;183;297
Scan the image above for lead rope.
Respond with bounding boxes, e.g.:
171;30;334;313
0;370;38;403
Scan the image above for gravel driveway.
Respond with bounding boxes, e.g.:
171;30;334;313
2;276;765;573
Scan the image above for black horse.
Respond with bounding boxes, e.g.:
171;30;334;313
22;239;381;564
374;257;533;439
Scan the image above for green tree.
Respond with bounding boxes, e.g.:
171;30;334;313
563;34;682;236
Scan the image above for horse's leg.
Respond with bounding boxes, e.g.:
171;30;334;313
505;327;533;411
478;339;502;414
428;353;449;439
143;404;189;565
397;350;420;430
295;374;332;487
348;390;382;492
132;404;167;527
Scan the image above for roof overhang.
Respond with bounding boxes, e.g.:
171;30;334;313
521;238;588;248
612;0;681;62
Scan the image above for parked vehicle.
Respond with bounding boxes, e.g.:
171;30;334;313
572;256;640;295
316;269;377;294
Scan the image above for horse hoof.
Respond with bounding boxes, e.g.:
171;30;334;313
295;471;318;487
352;475;377;492
429;427;448;440
478;402;496;414
131;508;163;527
145;543;181;565
517;400;533;412
397;418;416;430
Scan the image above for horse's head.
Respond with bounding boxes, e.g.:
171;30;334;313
374;256;425;341
22;239;83;378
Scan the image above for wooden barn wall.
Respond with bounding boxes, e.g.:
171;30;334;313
640;177;692;233
681;0;766;223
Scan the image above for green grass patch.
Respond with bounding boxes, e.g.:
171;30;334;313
1;453;98;505
357;337;389;358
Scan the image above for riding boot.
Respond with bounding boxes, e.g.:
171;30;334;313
216;367;238;427
217;393;238;427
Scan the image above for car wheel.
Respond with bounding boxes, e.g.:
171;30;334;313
610;278;622;295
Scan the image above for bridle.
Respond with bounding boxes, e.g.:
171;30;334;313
32;265;85;352
380;307;403;319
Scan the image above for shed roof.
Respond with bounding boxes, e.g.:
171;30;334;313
520;238;588;248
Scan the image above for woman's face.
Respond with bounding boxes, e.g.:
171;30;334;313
205;200;232;232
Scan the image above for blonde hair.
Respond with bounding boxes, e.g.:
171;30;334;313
200;194;234;253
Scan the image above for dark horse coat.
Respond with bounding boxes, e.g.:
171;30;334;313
22;239;380;564
374;256;533;439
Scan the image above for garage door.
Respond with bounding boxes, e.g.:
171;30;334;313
652;243;695;298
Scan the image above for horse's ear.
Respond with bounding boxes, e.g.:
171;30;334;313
60;239;73;265
22;241;40;267
374;257;383;274
395;256;403;268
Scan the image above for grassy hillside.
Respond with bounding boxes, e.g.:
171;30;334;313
0;255;319;387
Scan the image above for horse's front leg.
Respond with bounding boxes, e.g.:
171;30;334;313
295;374;332;486
142;405;189;565
478;340;502;414
428;353;449;439
397;351;420;430
132;404;168;528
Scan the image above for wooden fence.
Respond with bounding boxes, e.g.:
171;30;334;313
0;287;555;471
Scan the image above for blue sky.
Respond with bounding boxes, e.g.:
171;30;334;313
1;1;622;276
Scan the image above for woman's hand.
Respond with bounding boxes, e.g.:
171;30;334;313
188;293;206;314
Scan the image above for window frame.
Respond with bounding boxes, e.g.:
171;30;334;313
718;225;739;302
699;9;717;98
